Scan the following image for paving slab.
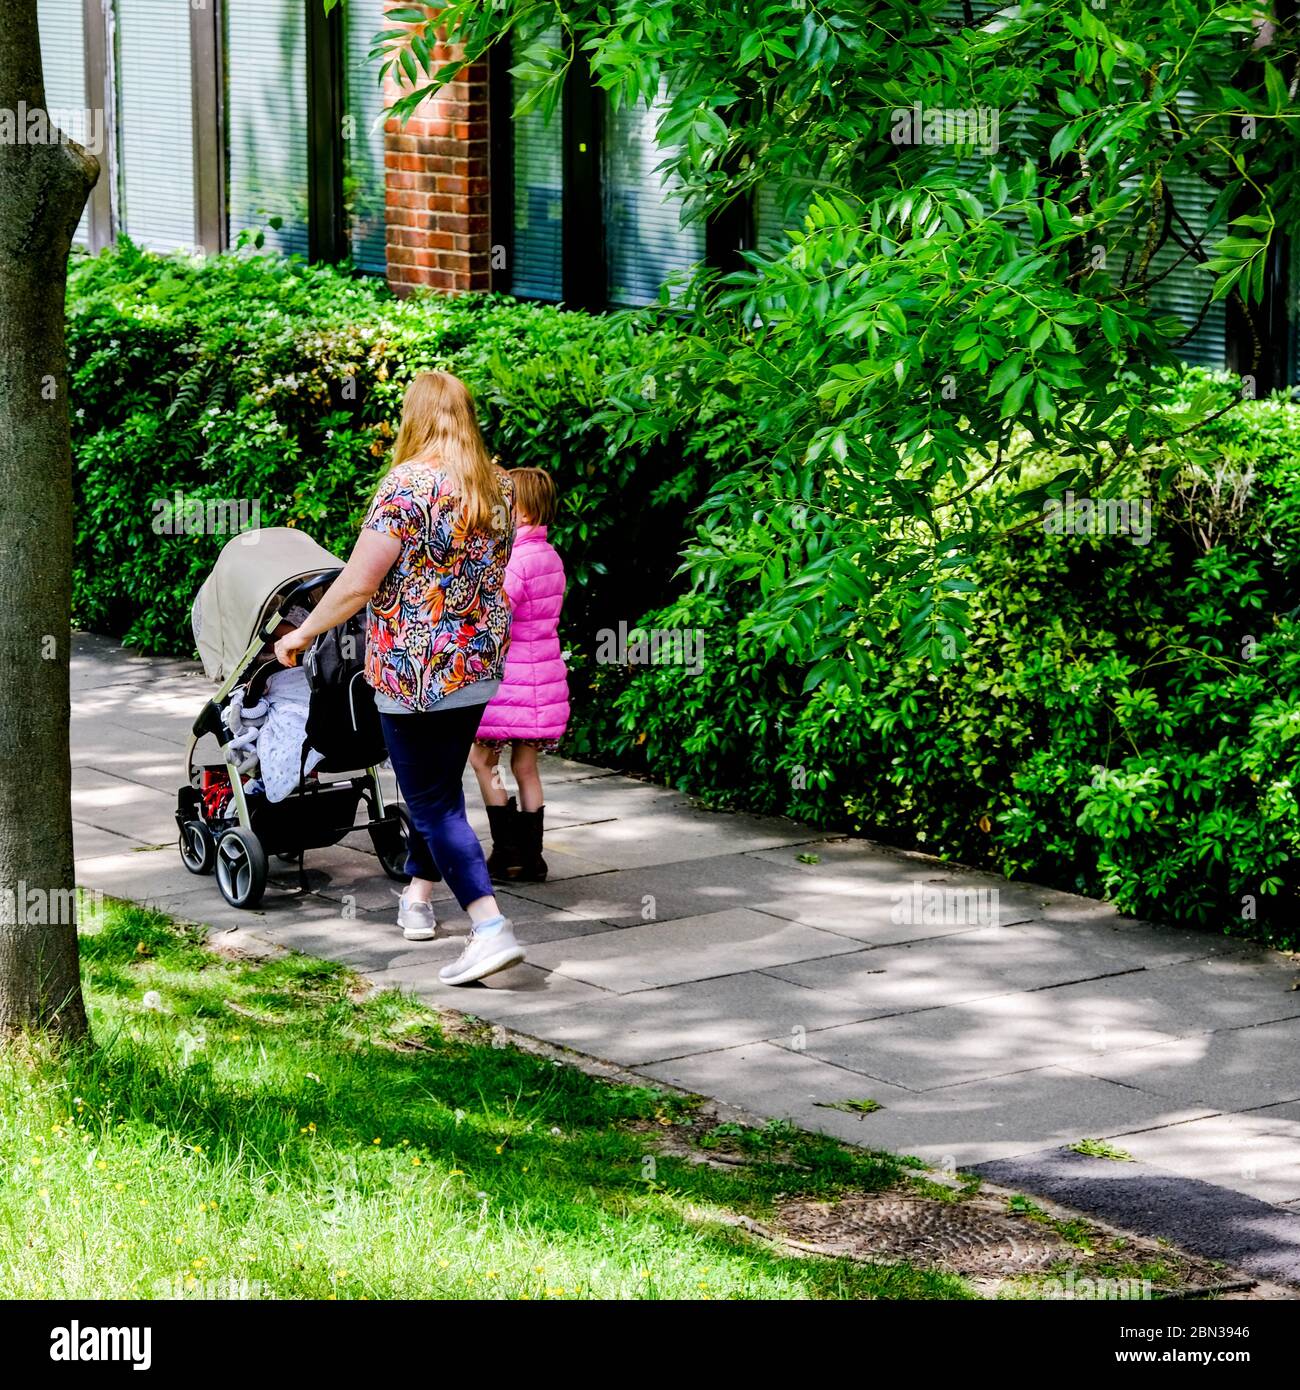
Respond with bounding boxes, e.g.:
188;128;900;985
502;853;827;928
1062;1015;1300;1115
372;957;612;1024
443;969;885;1068
73;821;152;862
251;893;615;972
544;805;830;872
767;918;1251;1015
1109;1111;1300;1207
523;907;861;993
748;839;1139;931
71;767;178;846
637;1046;1212;1166
796;988;1184;1090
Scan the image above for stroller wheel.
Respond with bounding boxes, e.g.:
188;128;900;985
370;802;414;883
215;828;268;909
179;819;216;875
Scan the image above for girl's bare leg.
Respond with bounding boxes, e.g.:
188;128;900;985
469;741;509;807
511;742;544;813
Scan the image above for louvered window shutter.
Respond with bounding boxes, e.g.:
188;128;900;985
1140;170;1227;368
344;0;388;274
225;0;310;258
603;91;704;307
509;32;564;302
37;0;89;246
115;0;196;251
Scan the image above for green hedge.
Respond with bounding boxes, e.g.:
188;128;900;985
602;386;1300;950
67;246;1300;947
67;240;703;659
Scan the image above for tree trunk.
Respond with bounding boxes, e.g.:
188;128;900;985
0;0;98;1041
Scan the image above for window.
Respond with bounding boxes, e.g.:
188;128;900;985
603;91;704;307
754;183;812;255
1142;171;1228;368
494;40;706;308
344;0;389;273
116;0;196;251
225;0;310;257
37;0;89;245
510;82;565;299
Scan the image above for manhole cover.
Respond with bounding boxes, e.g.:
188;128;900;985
777;1194;1069;1275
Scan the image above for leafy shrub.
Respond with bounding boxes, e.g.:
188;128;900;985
67;240;704;658
608;390;1300;949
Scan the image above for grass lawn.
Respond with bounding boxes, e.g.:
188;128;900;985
0;901;973;1301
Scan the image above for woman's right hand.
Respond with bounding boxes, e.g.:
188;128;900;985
274;627;314;668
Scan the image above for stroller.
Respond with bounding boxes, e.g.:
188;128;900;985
177;527;413;909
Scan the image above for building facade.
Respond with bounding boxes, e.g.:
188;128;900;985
35;1;1300;386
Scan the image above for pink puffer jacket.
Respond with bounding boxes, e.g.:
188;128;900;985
477;524;570;742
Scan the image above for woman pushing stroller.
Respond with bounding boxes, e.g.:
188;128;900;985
274;370;525;986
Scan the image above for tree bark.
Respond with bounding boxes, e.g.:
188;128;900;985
0;0;98;1040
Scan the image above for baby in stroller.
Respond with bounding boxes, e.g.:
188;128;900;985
177;527;413;910
223;604;325;803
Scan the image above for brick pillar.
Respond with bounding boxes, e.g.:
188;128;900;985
384;31;492;296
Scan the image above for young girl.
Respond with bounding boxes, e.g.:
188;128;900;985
470;468;569;881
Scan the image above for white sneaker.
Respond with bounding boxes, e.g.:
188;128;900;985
439;919;524;985
397;892;437;941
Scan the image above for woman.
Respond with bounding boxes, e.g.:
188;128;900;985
275;370;524;986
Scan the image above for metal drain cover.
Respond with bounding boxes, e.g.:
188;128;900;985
777;1195;1070;1274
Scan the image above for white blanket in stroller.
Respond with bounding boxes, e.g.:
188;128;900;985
224;667;324;803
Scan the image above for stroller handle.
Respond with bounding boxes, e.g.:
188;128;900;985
256;568;343;642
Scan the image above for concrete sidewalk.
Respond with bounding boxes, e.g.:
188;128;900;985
71;633;1300;1283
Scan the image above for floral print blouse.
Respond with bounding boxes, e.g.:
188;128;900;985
361;462;515;711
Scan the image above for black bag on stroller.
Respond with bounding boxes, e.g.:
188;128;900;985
303;613;384;771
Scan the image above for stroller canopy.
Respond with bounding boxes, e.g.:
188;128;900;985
192;527;344;681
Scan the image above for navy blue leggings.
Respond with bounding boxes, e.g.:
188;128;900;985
379;704;494;910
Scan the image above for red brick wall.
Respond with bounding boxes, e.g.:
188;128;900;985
383;24;492;295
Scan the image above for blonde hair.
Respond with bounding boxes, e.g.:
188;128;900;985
510;467;558;526
389;370;503;530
